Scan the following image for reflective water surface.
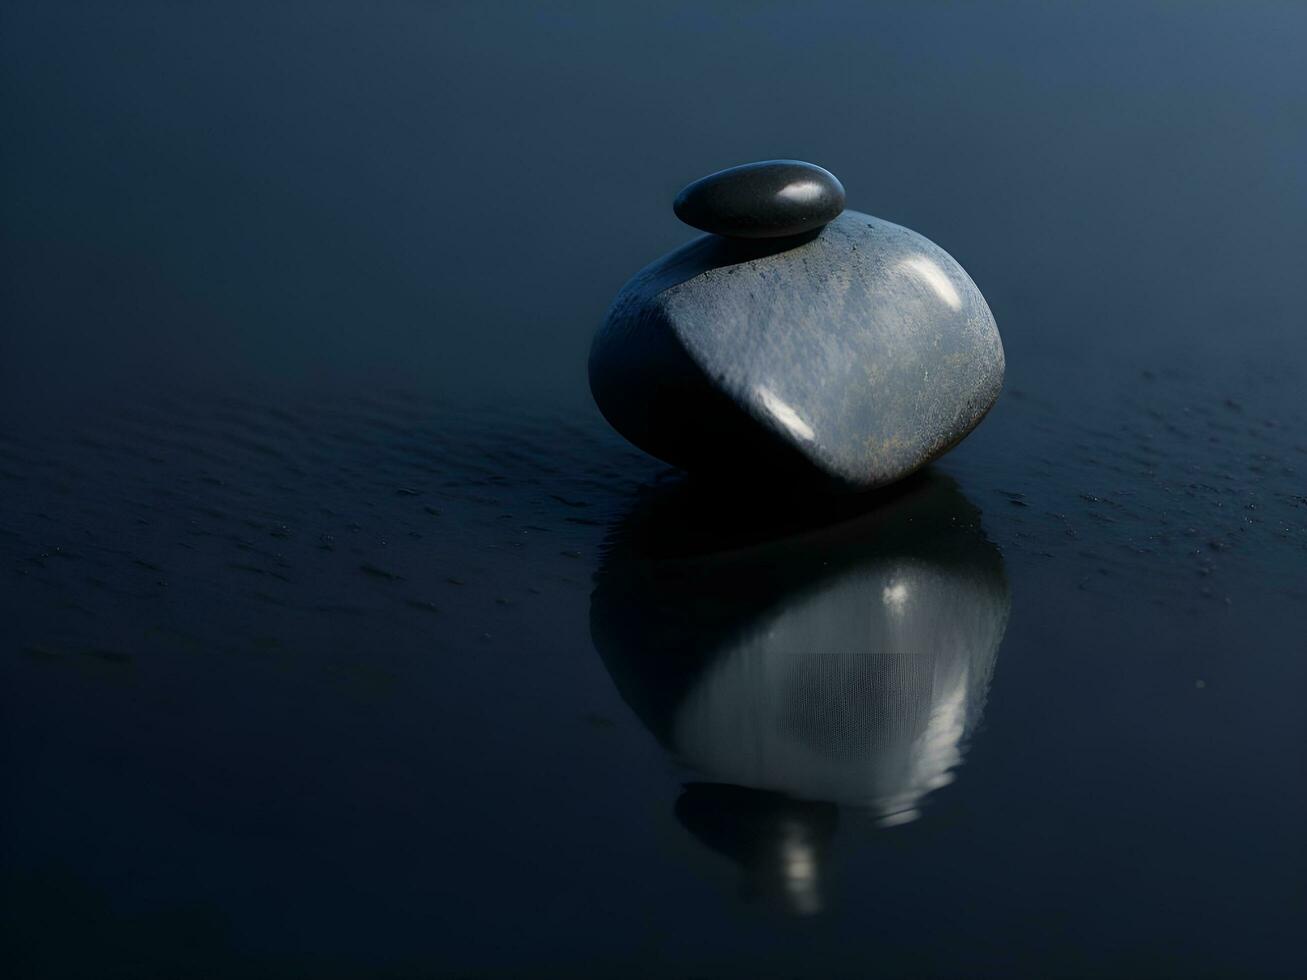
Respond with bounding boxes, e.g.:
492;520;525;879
595;476;1009;914
3;3;1305;977
596;477;1008;821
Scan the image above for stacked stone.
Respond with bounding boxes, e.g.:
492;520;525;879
589;160;1004;492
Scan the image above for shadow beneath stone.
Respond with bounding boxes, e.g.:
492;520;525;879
641;226;825;294
599;467;940;561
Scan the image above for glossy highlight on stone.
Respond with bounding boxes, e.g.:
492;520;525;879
673;160;845;239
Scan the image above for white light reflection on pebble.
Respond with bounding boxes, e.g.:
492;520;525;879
776;180;824;205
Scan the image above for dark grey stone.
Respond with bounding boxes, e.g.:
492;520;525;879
588;210;1004;491
673;160;845;239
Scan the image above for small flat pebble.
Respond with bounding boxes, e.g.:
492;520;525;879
673;160;845;239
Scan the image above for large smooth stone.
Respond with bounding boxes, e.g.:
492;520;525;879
588;210;1004;491
673;160;845;239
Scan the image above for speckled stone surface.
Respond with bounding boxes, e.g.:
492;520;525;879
589;210;1005;490
673;160;846;239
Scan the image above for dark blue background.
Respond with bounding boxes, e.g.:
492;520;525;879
2;3;1305;977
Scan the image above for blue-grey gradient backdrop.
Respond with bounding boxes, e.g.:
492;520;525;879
3;3;1305;978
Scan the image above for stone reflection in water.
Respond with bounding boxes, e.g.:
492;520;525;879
675;784;838;917
591;473;1009;915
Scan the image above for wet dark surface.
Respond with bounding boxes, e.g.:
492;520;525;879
2;3;1305;978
